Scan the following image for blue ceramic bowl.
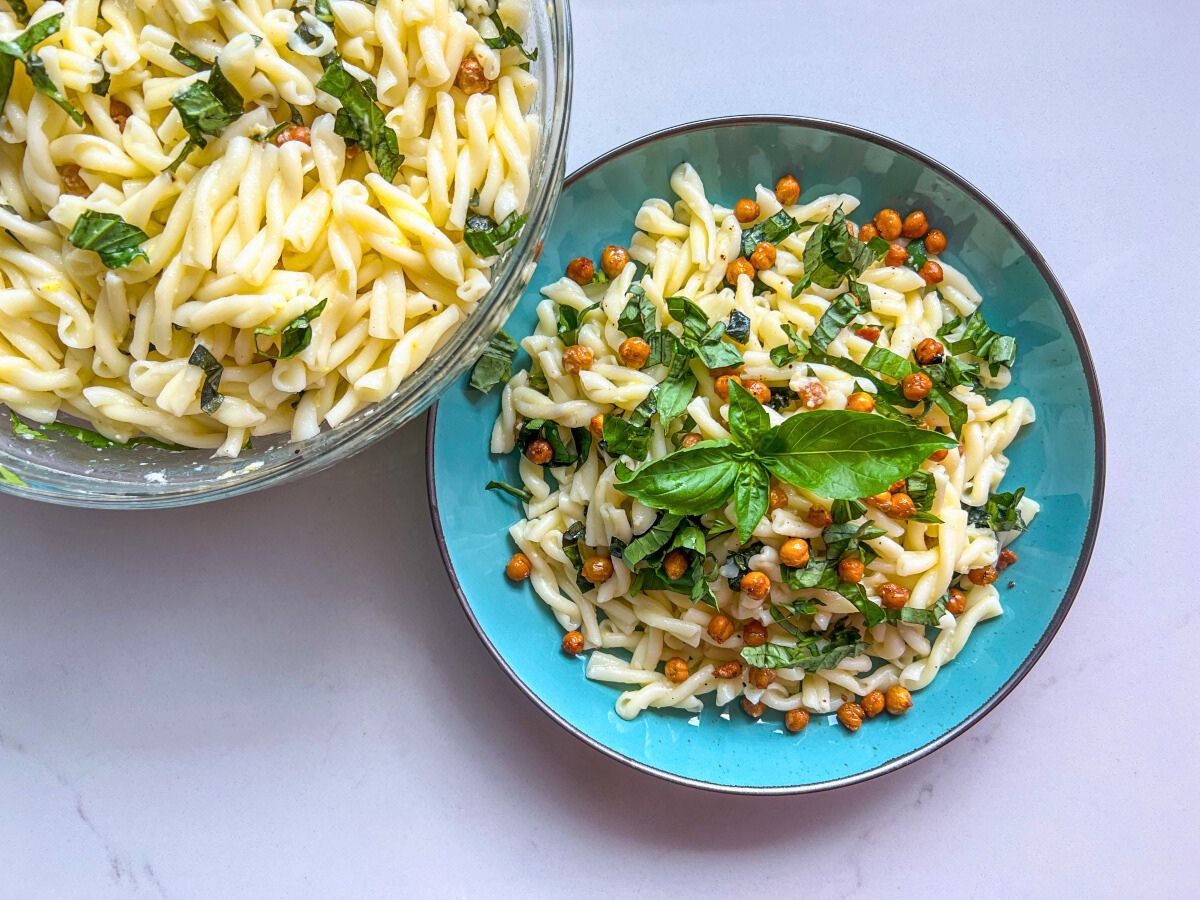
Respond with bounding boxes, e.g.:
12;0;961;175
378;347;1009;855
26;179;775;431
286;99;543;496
427;116;1105;794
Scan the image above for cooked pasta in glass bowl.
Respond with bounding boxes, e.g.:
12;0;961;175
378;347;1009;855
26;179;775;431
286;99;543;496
0;0;571;507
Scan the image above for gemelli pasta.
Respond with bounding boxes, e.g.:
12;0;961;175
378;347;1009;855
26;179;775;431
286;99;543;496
0;0;538;454
491;163;1039;734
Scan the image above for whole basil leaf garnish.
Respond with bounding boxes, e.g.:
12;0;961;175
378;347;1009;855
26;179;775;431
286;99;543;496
732;460;769;542
617;441;741;515
726;380;769;448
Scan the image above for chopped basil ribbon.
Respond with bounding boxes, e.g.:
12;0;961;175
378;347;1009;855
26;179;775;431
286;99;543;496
485;480;531;502
0;14;83;124
169;43;211;72
5;0;28;25
967;486;1027;533
317;56;402;181
938;311;1018;374
91;55;110;95
10;411;185;450
554;301;597;346
254;299;327;360
469;329;519;393
725;309;751;343
464;210;527;258
792;208;887;296
739;209;805;258
741;628;867;671
482;12;538;61
617;284;655;338
188;345;224;414
67;211;149;268
167;60;245;172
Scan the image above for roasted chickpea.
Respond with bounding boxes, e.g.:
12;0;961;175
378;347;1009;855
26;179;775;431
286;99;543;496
779;538;810;568
742;379;771;404
589;414;605;440
714;660;743;679
680;432;703;448
862;690;886;718
748;666;776;689
774;174;801;205
969;565;999;585
889;492;917;519
455;57;492;95
855;325;882;343
524;438;553;465
273;124;311;147
505;552;532;581
885;684;913;715
914;337;946;366
806;506;833;528
740;571;771;601
109;98;132;129
749;241;777;270
845;391;876;413
901;372;933;401
884;242;910;267
618;336;651;369
768;484;790;512
741;697;766;718
565;256;595;284
734;198;760;223
562;344;594;374
707;613;736;643
60;165;88;196
902;210;929;239
714;374;743;400
798;380;828;410
866;491;893;511
582;556;614;585
785;709;810;733
662;549;689;581
664;657;690;684
998;548;1018;570
742;620;769;647
837;701;865;732
889;480;907;494
924;229;948;255
838;556;865;584
600;244;630;279
945;587;967;616
929;447;950;462
873;208;902;241
858;223;879;243
918;260;944;285
878;582;910;609
562;630;585;655
725;257;755;285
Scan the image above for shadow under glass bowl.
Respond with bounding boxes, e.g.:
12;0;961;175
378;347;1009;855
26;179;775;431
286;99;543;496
428;115;1105;794
0;1;572;509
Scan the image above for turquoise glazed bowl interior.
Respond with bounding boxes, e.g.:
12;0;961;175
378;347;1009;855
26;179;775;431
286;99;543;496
427;116;1104;793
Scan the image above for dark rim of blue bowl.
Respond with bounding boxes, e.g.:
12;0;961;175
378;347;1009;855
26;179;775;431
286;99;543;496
425;114;1107;796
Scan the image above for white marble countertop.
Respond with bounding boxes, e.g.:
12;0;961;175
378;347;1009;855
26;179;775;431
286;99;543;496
2;1;1196;896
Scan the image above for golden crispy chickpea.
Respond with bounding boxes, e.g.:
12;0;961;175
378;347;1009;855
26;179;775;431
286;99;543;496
889;480;907;494
873;208;902;241
924;229;948;255
884;242;909;267
914;337;946;366
750;241;777;271
969;565;999;585
785;708;810;733
945;587;967;615
846;391;876;413
109;98;132;129
274;124;311;147
589;414;605;440
600;244;630;279
505;552;532;581
741;697;766;718
740;571;771;601
562;344;594;374
929;447;950;462
714;374;743;400
742;379;771;404
618;336;651;370
798;380;828;410
889;492;917;519
680;432;703;448
768;484;789;512
714;660;743;679
664;657;690;684
806;506;833;528
582;556;614;585
725;257;755;285
885;684;913;715
837;701;865;732
855;325;882;343
879;582;910;609
455;56;491;95
524;438;553;465
565;256;595;284
60;165;88;196
998;548;1018;570
901;372;933;401
662;549;689;581
865;491;893;511
862;690;886;718
838;556;865;584
775;174;801;205
902;210;929;239
858;223;879;243
708;613;736;643
562;630;585;655
742;620;769;647
919;260;944;285
734;198;759;223
748;666;776;689
779;538;810;568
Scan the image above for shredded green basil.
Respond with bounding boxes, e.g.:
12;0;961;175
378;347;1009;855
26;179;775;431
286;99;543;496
67;211;149;269
470;329;519;393
318;56;402;181
464;210;527;258
486;479;531;502
254;299;327;360
188;344;224;414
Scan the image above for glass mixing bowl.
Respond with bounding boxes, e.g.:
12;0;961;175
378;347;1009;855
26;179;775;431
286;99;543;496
0;2;572;509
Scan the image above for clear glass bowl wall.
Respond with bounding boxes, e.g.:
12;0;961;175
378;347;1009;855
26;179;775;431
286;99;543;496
0;2;573;508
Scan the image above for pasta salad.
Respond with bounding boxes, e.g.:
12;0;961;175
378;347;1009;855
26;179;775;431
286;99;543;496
484;163;1037;734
